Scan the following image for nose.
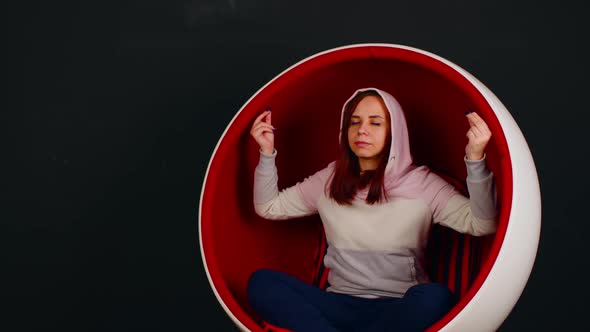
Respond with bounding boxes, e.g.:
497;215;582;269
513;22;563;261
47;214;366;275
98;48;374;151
358;122;369;135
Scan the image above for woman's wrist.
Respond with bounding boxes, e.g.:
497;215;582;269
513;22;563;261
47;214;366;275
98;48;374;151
466;152;484;161
261;147;275;155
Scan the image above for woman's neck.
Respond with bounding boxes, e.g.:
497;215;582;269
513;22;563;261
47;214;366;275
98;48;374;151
358;157;379;172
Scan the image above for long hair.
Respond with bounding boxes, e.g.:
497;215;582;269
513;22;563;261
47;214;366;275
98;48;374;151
328;90;392;205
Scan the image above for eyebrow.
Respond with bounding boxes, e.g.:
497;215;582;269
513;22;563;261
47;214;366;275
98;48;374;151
351;115;385;119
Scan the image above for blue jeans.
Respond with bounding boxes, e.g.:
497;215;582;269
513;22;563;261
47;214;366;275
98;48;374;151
247;269;455;332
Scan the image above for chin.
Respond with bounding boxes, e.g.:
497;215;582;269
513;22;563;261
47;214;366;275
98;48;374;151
354;151;377;159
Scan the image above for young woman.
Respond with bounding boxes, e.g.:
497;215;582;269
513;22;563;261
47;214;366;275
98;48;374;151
247;88;497;332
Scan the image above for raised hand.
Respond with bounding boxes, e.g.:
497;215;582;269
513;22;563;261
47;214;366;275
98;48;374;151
465;111;492;160
250;109;275;155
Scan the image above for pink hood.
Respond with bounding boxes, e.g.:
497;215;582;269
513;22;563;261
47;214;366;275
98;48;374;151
297;88;459;218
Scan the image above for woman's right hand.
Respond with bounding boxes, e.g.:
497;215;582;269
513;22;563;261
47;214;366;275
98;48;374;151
250;109;275;155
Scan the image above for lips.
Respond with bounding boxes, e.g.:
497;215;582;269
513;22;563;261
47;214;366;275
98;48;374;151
355;141;370;148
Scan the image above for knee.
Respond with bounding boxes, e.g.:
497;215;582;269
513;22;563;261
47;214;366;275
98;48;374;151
405;283;455;318
247;269;283;309
247;269;283;292
425;283;455;311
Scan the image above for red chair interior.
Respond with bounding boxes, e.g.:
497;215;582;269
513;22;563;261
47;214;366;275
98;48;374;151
201;46;512;331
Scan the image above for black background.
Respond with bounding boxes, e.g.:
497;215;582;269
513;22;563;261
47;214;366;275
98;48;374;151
19;0;588;331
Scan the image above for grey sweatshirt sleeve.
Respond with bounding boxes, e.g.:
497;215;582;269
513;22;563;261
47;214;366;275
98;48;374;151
434;153;498;236
464;153;498;220
253;149;318;220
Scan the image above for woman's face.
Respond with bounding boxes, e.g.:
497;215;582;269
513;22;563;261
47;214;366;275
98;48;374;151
347;96;390;162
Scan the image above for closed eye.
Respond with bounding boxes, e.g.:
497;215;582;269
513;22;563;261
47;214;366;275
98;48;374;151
350;122;382;126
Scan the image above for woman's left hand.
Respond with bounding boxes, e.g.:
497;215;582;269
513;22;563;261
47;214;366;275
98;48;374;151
465;111;492;160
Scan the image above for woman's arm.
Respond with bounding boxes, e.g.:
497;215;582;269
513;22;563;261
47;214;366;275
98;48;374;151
253;148;318;220
250;109;331;219
433;153;498;236
250;109;312;219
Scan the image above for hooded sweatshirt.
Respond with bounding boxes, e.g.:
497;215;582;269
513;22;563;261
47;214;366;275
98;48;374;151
253;88;498;299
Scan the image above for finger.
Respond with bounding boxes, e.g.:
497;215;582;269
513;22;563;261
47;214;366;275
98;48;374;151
469;112;485;124
253;123;275;133
258;128;274;138
251;123;272;136
253;125;275;137
254;110;271;124
467;114;488;136
473;115;491;136
251;122;266;135
265;112;271;124
468;116;491;137
467;117;483;136
467;112;491;133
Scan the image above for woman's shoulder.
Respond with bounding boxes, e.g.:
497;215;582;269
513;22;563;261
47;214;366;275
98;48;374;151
304;160;337;184
398;164;457;198
405;163;443;179
294;160;336;210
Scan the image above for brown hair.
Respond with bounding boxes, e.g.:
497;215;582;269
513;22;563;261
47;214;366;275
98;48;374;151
328;90;392;205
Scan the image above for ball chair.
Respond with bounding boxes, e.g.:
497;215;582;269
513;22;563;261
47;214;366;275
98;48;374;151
199;44;541;331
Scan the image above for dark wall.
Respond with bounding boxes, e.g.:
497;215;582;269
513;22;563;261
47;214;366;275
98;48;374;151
19;0;588;331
